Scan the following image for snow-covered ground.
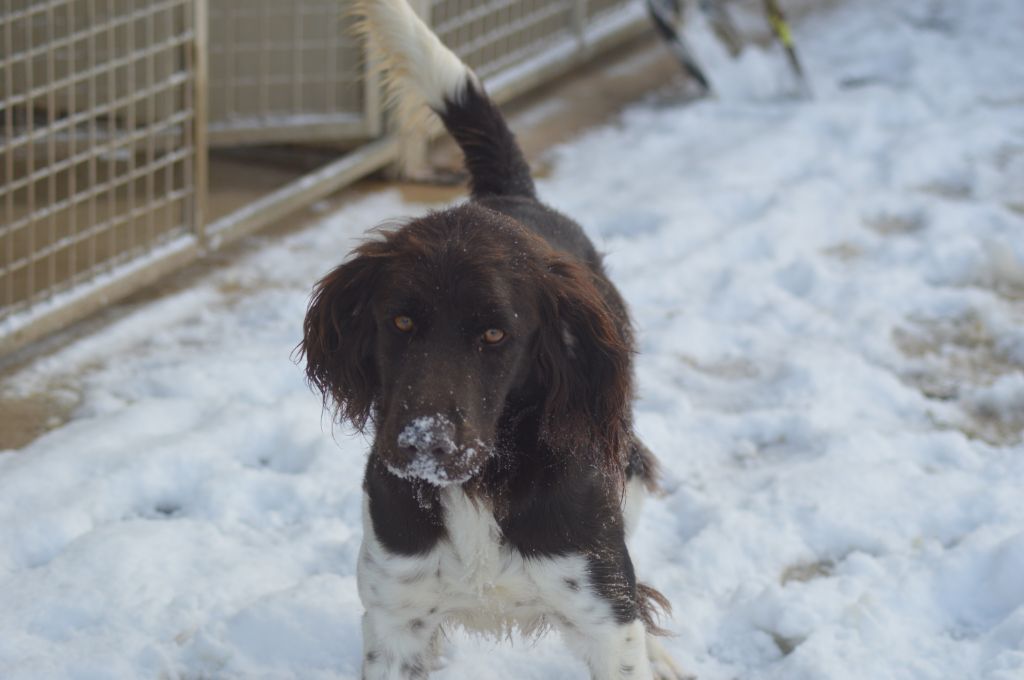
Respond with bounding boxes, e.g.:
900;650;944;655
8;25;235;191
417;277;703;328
3;0;1024;677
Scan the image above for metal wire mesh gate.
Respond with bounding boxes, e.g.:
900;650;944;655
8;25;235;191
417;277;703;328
207;1;378;146
1;0;644;357
1;0;205;350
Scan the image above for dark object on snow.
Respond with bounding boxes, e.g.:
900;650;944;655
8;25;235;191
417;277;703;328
649;0;811;96
762;0;811;91
646;0;712;92
699;0;744;56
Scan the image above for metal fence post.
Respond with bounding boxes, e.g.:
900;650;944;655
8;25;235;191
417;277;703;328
193;0;209;247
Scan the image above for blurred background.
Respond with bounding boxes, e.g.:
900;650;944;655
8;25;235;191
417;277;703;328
0;0;828;362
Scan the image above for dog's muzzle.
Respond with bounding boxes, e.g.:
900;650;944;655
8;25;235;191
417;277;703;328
385;414;490;486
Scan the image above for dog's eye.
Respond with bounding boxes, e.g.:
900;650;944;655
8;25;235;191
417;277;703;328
482;328;505;344
393;315;415;332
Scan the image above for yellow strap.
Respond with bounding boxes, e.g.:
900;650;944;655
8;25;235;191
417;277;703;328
770;15;794;48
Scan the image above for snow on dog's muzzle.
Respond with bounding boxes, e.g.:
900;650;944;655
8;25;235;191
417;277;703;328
386;415;490;486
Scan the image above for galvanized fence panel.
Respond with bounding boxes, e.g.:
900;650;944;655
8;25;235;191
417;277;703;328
431;0;577;79
432;0;639;78
1;0;203;340
206;0;378;146
2;0;648;358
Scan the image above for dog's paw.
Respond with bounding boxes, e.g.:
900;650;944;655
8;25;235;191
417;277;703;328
426;629;450;672
647;636;694;680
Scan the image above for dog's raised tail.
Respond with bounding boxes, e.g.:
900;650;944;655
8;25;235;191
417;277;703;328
353;0;536;199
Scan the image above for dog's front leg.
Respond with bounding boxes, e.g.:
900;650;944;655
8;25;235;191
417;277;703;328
358;538;444;680
539;560;654;680
569;618;655;680
360;608;442;680
542;549;677;680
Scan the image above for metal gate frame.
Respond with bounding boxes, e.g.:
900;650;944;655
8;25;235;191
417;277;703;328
1;0;648;360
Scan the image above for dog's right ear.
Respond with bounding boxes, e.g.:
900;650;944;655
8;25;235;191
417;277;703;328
299;242;389;430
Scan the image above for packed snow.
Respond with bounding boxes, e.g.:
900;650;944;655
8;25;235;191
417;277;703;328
2;0;1023;678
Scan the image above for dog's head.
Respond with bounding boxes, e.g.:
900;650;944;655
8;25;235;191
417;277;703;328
301;204;631;486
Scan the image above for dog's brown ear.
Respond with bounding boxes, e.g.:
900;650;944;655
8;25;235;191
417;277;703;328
299;242;389;430
534;256;633;474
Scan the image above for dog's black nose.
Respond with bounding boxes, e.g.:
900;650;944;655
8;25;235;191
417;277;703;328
397;415;458;457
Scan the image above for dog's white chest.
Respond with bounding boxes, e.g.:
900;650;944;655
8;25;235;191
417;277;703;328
359;489;594;637
437;488;507;592
434;489;570;633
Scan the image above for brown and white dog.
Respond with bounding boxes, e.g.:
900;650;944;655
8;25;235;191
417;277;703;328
301;2;685;678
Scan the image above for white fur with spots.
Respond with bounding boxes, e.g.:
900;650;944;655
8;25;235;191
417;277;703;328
357;486;686;679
